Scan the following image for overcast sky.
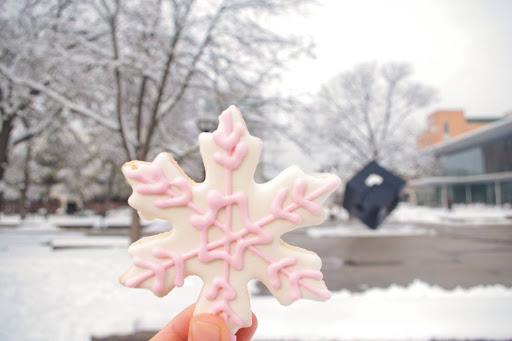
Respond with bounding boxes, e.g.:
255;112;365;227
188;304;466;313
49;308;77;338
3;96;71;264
274;0;512;119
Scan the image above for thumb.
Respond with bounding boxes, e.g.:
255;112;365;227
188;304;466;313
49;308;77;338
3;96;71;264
189;314;231;341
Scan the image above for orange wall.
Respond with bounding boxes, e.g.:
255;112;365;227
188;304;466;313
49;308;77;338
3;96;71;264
418;110;488;148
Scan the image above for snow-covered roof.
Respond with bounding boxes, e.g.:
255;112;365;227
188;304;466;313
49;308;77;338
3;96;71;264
410;171;512;186
423;116;512;156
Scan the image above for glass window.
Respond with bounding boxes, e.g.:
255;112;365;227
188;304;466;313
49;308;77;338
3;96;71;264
440;147;484;176
482;134;512;173
416;186;440;206
435;186;443;206
451;184;467;204
470;183;487;203
469;182;496;204
501;181;512;205
443;122;450;140
487;183;496;205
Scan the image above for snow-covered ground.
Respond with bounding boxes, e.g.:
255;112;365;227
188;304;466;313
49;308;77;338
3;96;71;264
2;203;510;233
389;203;512;226
307;223;435;238
307;203;511;238
1;230;512;341
0;208;133;228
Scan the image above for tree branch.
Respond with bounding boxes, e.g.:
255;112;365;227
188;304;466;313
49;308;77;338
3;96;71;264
12;108;62;145
108;0;132;160
135;75;148;146
139;0;197;159
0;65;118;131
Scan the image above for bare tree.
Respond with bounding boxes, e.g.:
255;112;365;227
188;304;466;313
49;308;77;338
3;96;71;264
1;0;312;240
316;62;436;176
0;0;64;213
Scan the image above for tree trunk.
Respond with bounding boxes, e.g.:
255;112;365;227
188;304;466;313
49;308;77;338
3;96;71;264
19;142;32;220
100;162;116;217
0;116;15;213
130;208;141;242
103;162;116;217
44;185;52;219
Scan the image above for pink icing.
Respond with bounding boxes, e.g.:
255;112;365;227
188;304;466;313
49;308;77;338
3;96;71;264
213;141;248;170
123;108;340;332
288;269;324;300
129;257;167;295
206;277;237;300
292;178;322;214
124;166;192;208
212;111;244;150
268;257;297;289
153;248;185;287
271;188;302;224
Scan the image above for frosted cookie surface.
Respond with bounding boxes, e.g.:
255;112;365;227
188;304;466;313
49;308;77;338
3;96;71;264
119;106;340;336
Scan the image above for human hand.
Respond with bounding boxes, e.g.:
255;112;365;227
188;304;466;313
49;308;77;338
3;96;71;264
150;305;258;341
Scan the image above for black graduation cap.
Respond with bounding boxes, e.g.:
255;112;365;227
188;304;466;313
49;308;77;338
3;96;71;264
342;161;405;229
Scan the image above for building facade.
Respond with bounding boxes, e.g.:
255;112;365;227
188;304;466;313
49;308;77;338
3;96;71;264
412;114;512;207
418;110;496;148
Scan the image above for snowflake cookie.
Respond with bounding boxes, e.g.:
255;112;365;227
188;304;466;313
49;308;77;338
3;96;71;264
119;105;341;336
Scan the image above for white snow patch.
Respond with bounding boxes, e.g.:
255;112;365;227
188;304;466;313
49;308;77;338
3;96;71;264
49;236;128;249
253;281;512;341
307;223;435;237
0;209;147;229
390;203;512;226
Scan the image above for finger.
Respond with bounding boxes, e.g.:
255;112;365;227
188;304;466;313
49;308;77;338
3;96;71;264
189;313;231;341
235;313;258;341
150;304;195;341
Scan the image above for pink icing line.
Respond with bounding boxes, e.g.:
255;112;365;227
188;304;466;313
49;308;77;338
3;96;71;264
271;189;302;224
213;141;248;170
221;170;235;323
125;248;186;295
128;257;167;294
206;277;237;300
268;257;297;289
125;166;192;208
153;249;185;287
212;109;244;150
249;246;331;301
288;269;324;301
210;300;243;326
292;178;322;214
193;191;273;270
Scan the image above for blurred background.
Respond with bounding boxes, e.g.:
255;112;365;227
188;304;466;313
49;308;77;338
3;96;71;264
1;0;511;340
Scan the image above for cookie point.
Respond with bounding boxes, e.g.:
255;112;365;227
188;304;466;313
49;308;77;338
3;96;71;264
226;104;240;112
322;289;332;300
331;175;342;188
124;161;138;170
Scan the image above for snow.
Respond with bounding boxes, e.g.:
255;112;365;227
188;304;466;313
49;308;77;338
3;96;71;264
307;223;435;237
253;281;512;341
48;236;128;249
1;230;512;341
0;210;132;229
390;203;512;226
307;202;512;238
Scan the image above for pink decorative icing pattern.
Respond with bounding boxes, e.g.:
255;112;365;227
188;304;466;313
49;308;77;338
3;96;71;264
123;109;339;333
267;257;297;289
124;167;192;209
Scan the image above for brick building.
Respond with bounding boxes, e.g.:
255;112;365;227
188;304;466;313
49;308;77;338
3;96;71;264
418;110;497;148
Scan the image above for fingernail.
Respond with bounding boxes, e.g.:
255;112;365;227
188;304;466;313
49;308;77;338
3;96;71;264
190;319;221;341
